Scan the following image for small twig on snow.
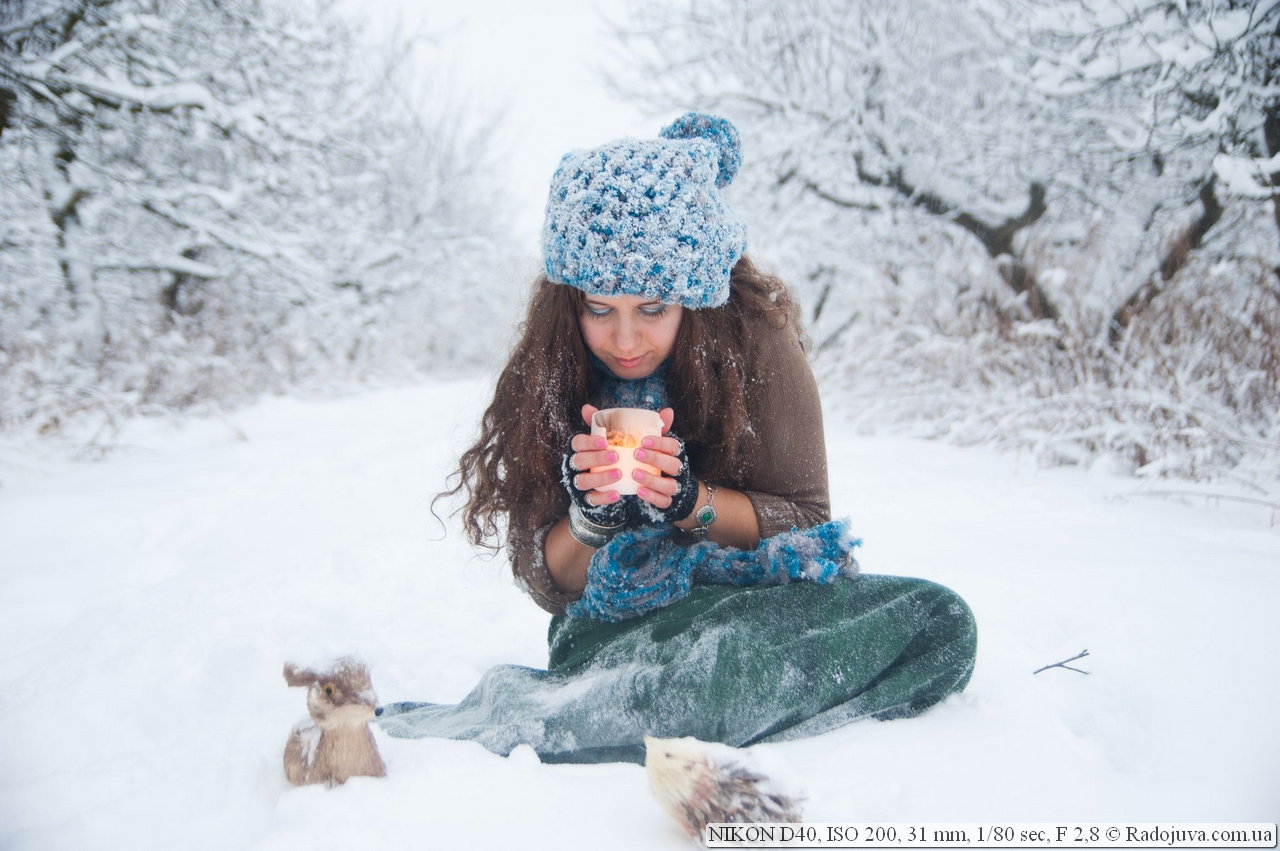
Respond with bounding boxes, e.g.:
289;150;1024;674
1033;649;1090;675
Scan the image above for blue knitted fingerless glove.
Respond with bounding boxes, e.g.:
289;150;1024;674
567;519;861;622
560;442;628;527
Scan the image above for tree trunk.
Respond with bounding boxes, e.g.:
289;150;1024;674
952;183;1055;321
1107;177;1224;348
1263;101;1279;253
0;88;14;141
161;247;206;318
1264;13;1280;253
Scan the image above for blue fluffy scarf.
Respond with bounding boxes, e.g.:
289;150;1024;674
570;360;860;622
568;520;860;622
591;355;669;411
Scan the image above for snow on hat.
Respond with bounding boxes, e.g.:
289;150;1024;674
541;112;748;309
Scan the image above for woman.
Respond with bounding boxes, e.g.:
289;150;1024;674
379;113;976;764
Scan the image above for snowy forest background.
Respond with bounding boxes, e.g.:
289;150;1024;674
2;0;1279;496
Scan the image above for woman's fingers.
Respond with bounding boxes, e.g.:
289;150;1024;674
569;407;683;508
569;433;617;472
569;448;618;472
570;433;606;453
631;446;679;477
644;433;685;457
584;488;621;507
658;407;675;434
631;468;677;507
572;468;624;494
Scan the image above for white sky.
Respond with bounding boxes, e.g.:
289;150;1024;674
348;0;660;253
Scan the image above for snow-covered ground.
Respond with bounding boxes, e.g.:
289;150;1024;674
1;377;1276;850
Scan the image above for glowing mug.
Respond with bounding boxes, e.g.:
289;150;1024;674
589;407;664;495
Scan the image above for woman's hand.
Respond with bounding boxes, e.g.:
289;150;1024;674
627;407;687;511
614;406;699;522
565;404;623;509
565;405;696;519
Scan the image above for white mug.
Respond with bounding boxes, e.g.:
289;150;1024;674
589;407;664;495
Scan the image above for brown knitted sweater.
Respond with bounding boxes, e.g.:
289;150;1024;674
511;315;831;614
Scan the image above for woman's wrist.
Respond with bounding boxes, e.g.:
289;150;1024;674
567;502;625;548
672;481;707;532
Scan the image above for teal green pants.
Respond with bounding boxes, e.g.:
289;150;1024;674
379;575;976;764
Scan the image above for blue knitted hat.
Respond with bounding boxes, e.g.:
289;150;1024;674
542;112;748;309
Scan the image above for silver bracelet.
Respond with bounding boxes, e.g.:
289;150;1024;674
689;482;718;539
568;502;625;549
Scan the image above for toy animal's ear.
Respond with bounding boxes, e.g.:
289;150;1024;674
283;663;318;687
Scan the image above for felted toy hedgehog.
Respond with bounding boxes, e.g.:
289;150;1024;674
644;736;804;842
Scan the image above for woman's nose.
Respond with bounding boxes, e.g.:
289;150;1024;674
614;317;638;350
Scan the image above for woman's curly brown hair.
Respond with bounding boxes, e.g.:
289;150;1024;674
440;255;800;553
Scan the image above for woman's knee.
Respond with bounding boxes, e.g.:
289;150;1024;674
908;579;978;682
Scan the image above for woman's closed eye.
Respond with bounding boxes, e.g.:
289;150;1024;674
583;302;670;319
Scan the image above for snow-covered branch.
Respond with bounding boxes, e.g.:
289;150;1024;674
0;0;521;435
606;0;1280;485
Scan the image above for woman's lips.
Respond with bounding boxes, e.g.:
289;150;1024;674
615;355;645;369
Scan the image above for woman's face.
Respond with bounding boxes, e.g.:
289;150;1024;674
579;294;684;379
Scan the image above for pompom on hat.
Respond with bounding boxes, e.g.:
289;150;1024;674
542;112;748;309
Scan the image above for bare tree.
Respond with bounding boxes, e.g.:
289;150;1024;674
987;0;1280;344
609;0;1081;322
605;0;1280;483
0;0;519;434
